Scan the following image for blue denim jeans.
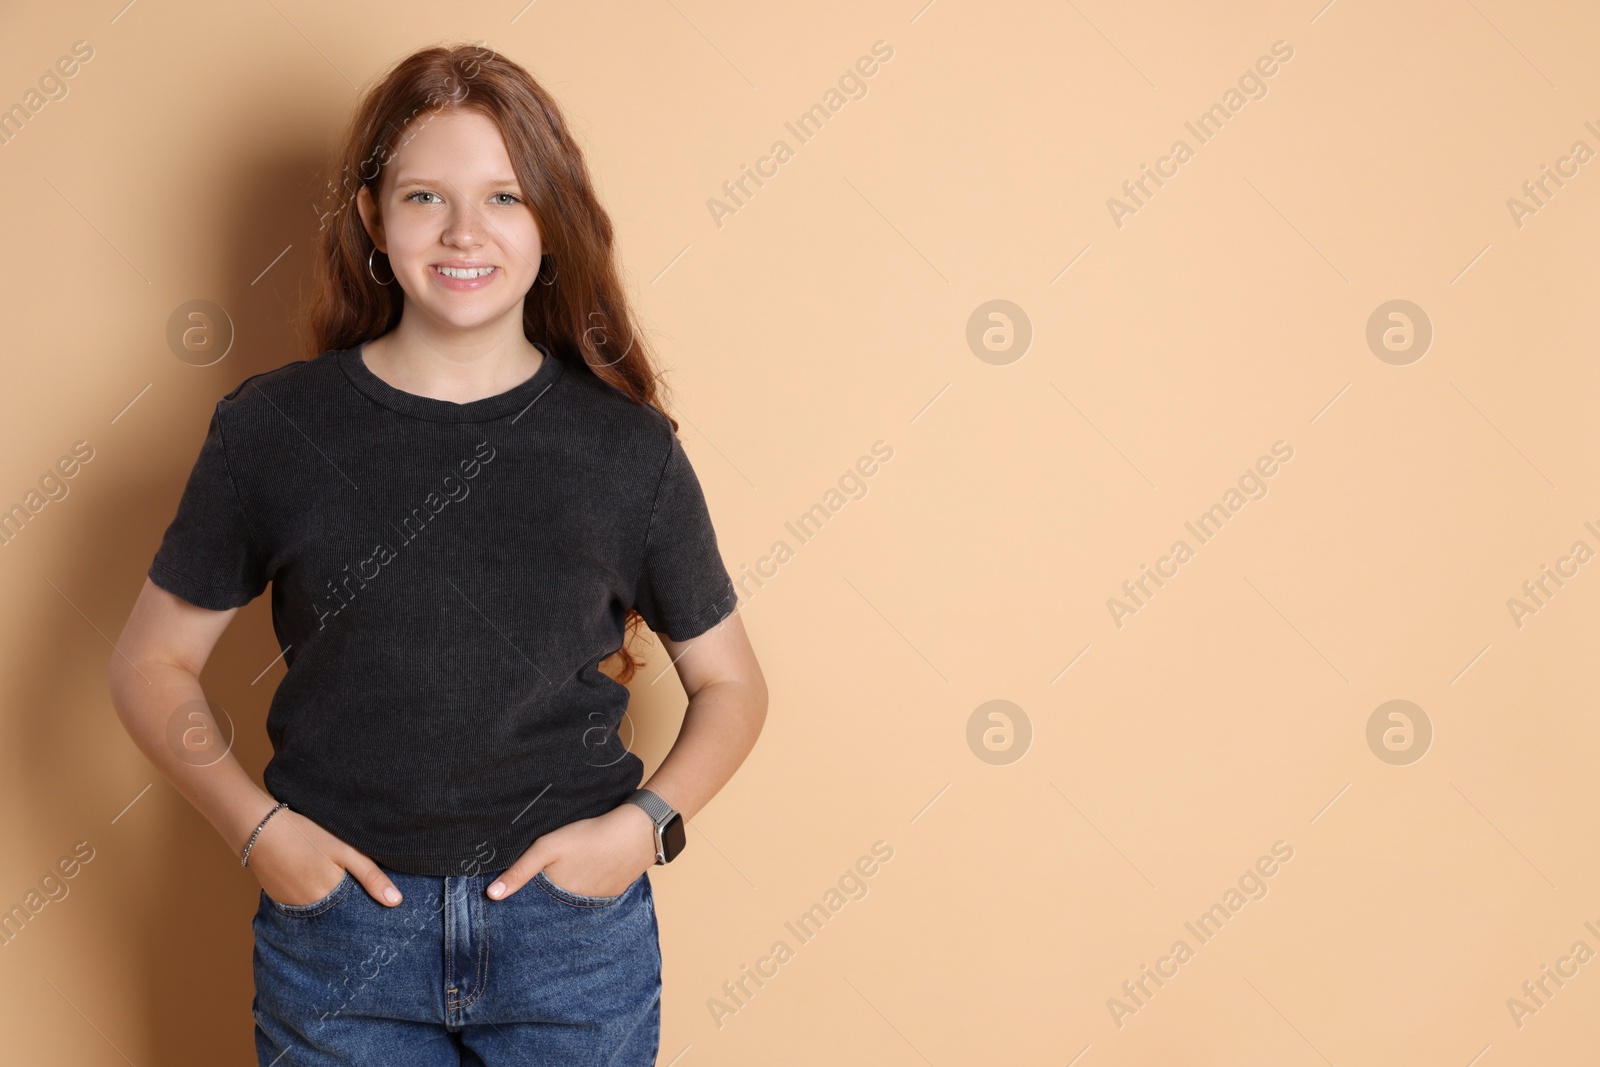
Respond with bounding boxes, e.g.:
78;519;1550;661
251;862;661;1065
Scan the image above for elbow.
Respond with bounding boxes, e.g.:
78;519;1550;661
745;672;770;733
105;648;141;723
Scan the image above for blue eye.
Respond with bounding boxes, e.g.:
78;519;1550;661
492;193;523;204
405;190;440;204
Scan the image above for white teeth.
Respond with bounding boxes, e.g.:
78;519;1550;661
436;266;496;278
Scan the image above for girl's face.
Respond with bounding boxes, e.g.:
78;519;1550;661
356;107;542;334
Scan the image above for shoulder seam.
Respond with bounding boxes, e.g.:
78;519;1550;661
635;409;679;566
221;359;310;404
211;401;268;570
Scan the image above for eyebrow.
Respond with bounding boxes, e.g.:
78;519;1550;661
392;177;523;190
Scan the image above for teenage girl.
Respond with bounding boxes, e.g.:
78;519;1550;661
109;43;767;1066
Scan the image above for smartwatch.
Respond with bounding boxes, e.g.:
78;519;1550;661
624;788;685;864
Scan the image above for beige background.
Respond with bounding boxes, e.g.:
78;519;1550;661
2;0;1597;1062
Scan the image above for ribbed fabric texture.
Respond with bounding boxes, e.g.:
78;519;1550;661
148;343;738;875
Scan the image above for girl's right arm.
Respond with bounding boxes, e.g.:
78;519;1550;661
107;579;403;907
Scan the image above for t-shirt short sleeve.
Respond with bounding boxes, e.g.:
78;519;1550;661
632;431;738;641
147;404;269;611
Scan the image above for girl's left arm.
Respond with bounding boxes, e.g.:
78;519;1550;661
632;608;768;823
488;611;767;899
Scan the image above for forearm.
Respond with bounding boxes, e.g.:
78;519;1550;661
637;677;766;822
108;659;278;858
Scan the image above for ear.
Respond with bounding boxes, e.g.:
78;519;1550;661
355;184;386;253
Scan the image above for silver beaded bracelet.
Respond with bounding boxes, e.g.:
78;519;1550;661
241;801;288;867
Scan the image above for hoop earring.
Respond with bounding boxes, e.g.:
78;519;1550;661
537;254;558;287
367;247;395;285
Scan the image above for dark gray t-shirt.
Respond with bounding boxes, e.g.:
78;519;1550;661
148;343;738;876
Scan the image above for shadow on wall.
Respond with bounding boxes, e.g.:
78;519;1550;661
116;144;331;1063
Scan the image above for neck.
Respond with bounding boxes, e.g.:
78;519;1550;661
361;316;544;405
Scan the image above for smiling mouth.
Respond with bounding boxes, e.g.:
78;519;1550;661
433;265;497;279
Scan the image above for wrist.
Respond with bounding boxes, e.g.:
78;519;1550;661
613;799;658;860
213;782;283;858
620;786;686;864
240;799;288;867
614;797;655;836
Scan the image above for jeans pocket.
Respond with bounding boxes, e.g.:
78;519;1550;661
532;869;630;908
264;868;356;917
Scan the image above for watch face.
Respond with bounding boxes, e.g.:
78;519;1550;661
662;813;686;861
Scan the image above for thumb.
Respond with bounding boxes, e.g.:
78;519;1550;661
486;850;548;900
345;854;405;907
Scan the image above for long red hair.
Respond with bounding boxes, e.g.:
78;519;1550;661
303;41;675;682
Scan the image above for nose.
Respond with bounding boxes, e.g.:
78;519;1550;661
442;203;486;247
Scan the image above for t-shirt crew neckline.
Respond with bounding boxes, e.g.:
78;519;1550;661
337;340;566;423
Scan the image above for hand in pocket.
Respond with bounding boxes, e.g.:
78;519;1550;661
485;805;657;901
247;807;401;907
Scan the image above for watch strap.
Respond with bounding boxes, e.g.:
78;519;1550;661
626;788;675;825
625;788;681;864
